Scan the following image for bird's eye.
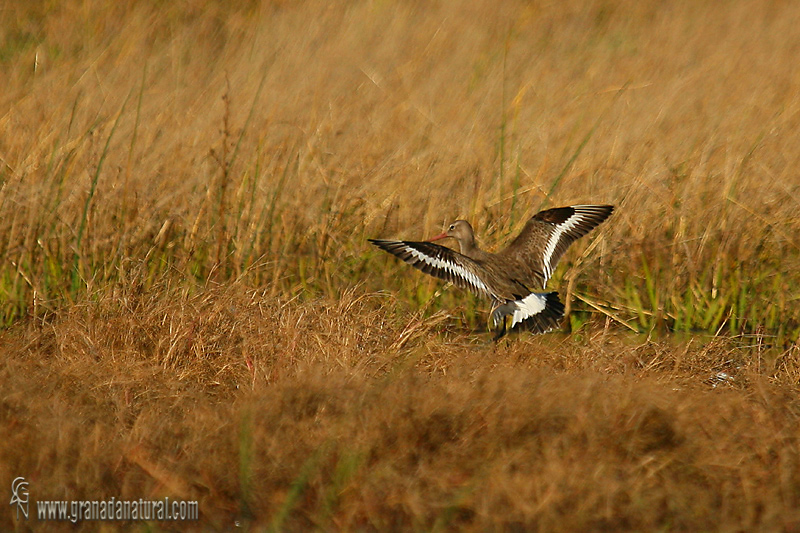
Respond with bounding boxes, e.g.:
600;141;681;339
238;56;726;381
449;224;455;230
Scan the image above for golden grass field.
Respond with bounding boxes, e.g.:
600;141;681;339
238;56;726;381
3;0;800;530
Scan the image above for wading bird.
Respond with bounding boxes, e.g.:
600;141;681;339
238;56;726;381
369;204;613;339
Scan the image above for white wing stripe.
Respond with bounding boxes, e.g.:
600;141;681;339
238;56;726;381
509;293;548;328
404;246;490;294
541;213;585;283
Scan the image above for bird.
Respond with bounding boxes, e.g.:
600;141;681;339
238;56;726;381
369;204;614;339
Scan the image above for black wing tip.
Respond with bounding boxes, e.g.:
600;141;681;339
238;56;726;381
369;238;433;252
368;239;387;252
566;204;614;233
533;204;615;225
571;204;614;219
369;238;403;251
533;206;576;224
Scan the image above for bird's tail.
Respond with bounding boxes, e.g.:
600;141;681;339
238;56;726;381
491;292;565;339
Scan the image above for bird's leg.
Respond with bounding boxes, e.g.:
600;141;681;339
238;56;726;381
492;318;508;342
490;301;508;341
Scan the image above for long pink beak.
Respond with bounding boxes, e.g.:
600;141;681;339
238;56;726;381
428;232;448;242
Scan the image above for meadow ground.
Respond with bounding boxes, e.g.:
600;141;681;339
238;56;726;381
2;0;800;530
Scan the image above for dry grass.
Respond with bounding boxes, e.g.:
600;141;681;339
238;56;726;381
2;0;800;529
4;286;800;530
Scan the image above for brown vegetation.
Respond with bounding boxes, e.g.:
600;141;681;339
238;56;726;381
2;0;800;530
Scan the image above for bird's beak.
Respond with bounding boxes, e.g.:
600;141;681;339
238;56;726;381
427;232;448;242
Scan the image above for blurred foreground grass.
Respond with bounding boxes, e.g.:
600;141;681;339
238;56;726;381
2;285;800;530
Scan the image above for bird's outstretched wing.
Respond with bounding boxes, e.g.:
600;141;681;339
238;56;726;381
501;205;614;288
368;239;491;297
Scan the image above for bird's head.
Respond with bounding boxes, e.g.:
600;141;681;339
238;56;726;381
429;220;474;244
